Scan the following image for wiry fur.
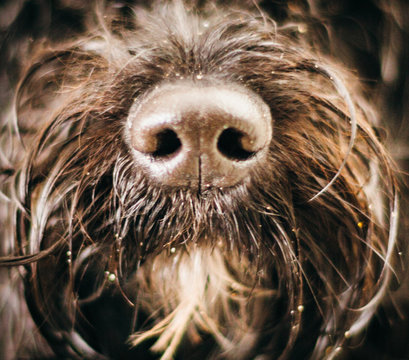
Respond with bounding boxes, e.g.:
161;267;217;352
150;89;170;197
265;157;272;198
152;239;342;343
0;1;401;359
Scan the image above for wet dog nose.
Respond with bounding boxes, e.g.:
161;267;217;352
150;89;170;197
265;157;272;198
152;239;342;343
127;82;272;189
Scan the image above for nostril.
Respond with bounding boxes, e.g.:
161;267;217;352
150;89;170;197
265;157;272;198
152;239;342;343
152;129;181;158
217;128;256;161
128;82;273;188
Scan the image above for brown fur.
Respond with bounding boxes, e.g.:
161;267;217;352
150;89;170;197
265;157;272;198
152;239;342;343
0;1;401;359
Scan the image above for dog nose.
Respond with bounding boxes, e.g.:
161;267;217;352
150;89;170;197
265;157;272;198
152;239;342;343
127;82;272;189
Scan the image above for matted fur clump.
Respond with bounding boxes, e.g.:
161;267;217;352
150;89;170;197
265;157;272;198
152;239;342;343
0;1;399;359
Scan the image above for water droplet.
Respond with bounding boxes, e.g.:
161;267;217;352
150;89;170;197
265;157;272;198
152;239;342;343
170;247;176;254
108;273;116;282
298;24;307;33
196;74;203;80
297;305;304;312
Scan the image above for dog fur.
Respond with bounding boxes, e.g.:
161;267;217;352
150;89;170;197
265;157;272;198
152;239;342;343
0;1;406;359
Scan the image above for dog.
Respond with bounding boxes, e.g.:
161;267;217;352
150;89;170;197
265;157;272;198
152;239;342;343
0;1;405;359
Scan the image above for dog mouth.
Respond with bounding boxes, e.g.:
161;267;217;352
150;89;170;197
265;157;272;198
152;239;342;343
89;166;290;359
127;189;277;262
105;172;297;359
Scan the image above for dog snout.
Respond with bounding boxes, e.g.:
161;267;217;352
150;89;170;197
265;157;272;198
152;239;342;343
127;81;273;189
